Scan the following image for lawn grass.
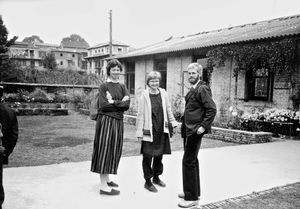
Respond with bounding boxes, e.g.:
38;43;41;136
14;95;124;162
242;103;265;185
6;110;237;167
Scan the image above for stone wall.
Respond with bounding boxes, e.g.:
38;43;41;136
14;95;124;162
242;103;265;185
206;127;273;144
123;115;273;144
0;82;99;95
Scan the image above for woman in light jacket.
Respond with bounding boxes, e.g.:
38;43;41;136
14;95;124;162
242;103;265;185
136;71;178;193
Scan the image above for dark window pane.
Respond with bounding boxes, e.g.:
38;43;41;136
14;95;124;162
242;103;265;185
125;62;135;94
154;59;167;89
254;77;268;97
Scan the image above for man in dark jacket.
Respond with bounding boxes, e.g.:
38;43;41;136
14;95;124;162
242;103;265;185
0;85;18;209
178;63;216;208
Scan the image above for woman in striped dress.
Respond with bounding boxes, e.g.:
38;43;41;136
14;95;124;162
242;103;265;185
91;59;130;196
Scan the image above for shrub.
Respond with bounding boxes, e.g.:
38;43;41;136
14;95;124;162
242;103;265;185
53;92;71;103
171;94;185;122
28;89;54;103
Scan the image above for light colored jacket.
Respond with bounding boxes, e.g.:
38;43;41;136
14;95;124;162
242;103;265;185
136;87;178;142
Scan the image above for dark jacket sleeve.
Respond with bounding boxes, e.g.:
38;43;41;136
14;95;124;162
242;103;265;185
198;85;217;130
2;109;18;164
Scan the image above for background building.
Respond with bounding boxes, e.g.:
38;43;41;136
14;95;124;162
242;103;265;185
9;41;88;71
85;40;130;75
114;14;300;123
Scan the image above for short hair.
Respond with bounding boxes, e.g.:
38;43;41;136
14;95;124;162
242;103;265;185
187;63;203;74
146;71;161;86
106;59;123;76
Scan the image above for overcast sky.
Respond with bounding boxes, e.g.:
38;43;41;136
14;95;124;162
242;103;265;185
1;0;300;49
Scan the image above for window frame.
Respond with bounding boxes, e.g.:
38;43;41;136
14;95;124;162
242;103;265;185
125;62;135;94
154;58;167;89
245;68;273;101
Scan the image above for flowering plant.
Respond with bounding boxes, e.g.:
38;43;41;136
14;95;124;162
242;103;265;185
241;108;299;123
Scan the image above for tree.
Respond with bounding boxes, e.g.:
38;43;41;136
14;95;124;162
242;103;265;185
0;15;18;81
22;35;44;43
42;52;57;70
60;34;89;48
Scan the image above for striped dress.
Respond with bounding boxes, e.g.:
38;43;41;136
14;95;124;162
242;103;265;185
91;82;130;174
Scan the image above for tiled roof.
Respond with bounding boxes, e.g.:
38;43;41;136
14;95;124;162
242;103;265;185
12;41;59;48
115;14;300;59
61;42;89;49
89;40;129;49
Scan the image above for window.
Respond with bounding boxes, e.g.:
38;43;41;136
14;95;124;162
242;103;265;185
81;61;87;70
60;53;63;57
245;68;273;101
72;54;75;57
60;61;63;65
125;62;135;94
68;60;73;66
29;50;34;58
30;60;35;67
118;47;122;53
154;59;167;89
38;51;46;58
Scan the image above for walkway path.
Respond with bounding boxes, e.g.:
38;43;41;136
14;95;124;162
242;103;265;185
3;140;300;209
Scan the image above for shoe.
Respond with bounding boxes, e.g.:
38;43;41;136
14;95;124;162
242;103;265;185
178;193;184;199
144;182;158;193
100;188;120;196
178;193;200;200
153;177;166;187
107;181;119;187
178;200;199;208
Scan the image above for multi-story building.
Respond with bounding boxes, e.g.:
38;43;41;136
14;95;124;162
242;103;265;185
60;41;89;70
52;49;86;71
8;41;88;71
85;40;130;75
9;41;59;70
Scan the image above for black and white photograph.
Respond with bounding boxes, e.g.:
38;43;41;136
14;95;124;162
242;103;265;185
0;0;300;208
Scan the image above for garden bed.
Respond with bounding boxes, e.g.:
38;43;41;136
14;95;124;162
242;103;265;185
241;120;299;137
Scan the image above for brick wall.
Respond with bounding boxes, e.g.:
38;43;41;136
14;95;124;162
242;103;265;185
206;127;273;144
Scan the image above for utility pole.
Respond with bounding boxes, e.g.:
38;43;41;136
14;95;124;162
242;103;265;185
109;9;112;57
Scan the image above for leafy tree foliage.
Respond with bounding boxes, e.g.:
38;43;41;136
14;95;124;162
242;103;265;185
60;34;89;48
0;16;18;81
42;52;57;70
206;38;296;77
22;35;44;43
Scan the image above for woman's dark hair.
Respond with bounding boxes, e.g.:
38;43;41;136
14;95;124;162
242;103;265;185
106;59;123;76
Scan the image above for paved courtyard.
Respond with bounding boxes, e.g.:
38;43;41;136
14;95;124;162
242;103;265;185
3;140;300;209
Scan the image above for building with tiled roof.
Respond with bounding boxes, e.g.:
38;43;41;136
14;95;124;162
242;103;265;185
116;14;300;58
9;41;87;71
114;14;300;124
84;40;130;75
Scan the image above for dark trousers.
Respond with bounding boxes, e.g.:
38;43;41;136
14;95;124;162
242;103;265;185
142;154;163;181
0;156;3;209
182;133;203;201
